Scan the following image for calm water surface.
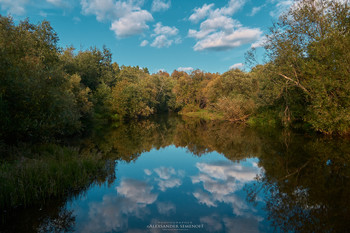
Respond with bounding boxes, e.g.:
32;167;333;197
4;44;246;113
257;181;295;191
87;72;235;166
2;115;350;232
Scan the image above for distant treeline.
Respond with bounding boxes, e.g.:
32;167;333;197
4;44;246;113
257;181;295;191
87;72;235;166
0;0;349;141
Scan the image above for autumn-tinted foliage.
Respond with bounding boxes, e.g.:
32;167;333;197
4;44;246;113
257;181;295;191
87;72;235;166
260;0;350;134
1;0;350;144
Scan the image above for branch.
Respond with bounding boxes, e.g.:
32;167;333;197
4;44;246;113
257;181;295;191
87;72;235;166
278;73;310;95
278;160;311;182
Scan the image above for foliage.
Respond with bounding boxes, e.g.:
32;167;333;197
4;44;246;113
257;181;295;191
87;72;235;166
262;0;350;134
2;0;350;145
0;16;82;141
215;96;255;122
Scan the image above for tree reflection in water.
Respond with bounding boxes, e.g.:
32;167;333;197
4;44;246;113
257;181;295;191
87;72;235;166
2;114;350;232
246;131;350;233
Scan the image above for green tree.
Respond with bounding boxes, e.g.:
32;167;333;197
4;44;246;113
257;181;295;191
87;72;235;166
0;16;81;141
263;0;350;133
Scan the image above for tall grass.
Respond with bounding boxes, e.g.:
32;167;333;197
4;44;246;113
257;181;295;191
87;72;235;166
0;144;113;208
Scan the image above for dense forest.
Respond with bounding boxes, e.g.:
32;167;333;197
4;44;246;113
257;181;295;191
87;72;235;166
1;0;350;146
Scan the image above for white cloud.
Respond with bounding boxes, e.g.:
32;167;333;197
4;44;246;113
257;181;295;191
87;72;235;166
188;0;262;51
81;0;153;38
230;63;244;70
153;166;183;191
0;0;28;15
192;173;239;196
151;0;170;12
195;161;259;182
193;189;217;207
211;0;246;17
269;0;293;17
189;3;214;23
149;22;180;48
117;179;158;204
248;5;264;16
46;0;71;8
144;168;152;175
81;0;118;21
177;67;194;72
191;27;262;51
191;160;264;218
156;177;182;191
151;35;171;48
153;22;178;36
81;178;158;233
111;10;153;38
251;36;266;48
154;166;176;179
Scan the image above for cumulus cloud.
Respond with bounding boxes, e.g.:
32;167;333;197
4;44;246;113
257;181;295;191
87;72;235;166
81;0;118;21
152;166;184;191
189;3;214;23
154;166;176;179
117;179;158;204
111;10;153;38
177;67;194;72
81;0;153;38
151;35;172;48
156;177;182;191
193;189;217;207
0;0;28;15
191;160;264;217
230;63;244;70
195;161;260;182
192;173;239;196
149;22;180;48
151;0;170;12
153;22;178;36
81;178;158;233
188;0;262;51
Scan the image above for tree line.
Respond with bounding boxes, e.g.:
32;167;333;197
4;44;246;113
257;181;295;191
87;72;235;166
0;0;349;142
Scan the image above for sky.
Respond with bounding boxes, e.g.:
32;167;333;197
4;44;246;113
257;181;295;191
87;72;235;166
0;0;293;74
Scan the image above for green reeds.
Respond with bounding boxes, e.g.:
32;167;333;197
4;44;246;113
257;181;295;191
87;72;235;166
0;144;112;209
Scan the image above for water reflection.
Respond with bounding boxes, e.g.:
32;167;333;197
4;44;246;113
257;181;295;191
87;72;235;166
2;115;350;232
246;133;350;233
81;179;158;233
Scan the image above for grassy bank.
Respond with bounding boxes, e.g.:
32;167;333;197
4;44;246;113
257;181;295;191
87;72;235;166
0;144;113;209
179;109;224;121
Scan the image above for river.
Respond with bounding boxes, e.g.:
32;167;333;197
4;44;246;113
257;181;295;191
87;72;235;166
1;114;350;233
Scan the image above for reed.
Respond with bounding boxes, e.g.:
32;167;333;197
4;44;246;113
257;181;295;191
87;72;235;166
0;144;111;208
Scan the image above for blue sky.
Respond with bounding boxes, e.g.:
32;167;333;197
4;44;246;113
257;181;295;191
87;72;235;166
0;0;292;73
